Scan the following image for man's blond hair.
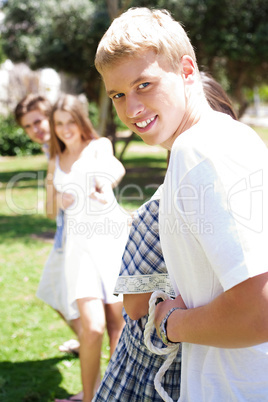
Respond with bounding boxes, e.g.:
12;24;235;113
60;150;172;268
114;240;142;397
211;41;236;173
95;7;197;74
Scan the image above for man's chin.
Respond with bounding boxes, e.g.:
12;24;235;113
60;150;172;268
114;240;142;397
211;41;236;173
36;134;50;144
134;131;158;146
43;134;51;142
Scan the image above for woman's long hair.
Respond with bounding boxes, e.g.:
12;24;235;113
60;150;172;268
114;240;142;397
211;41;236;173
201;72;237;120
49;94;99;158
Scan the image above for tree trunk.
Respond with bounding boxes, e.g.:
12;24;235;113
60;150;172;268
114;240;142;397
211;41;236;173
97;81;111;137
233;72;249;119
106;0;119;19
97;0;133;153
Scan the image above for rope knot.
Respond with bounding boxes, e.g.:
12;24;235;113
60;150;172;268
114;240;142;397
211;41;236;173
144;290;181;402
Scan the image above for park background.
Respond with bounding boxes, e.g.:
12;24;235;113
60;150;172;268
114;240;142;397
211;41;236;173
0;1;268;401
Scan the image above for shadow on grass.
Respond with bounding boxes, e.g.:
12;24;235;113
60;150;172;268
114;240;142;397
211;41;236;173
0;356;76;402
0;214;56;243
0;170;47;186
122;154;167;168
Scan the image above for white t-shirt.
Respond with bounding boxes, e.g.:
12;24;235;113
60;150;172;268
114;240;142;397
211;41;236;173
160;111;268;401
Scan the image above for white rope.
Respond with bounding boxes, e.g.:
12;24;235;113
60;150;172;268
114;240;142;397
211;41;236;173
144;290;181;402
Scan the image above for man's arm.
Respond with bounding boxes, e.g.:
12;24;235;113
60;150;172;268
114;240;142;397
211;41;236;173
155;272;268;348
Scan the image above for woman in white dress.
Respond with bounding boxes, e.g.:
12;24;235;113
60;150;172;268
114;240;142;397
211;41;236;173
37;94;129;402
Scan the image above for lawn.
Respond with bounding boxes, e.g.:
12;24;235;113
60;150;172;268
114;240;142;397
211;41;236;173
0;141;167;402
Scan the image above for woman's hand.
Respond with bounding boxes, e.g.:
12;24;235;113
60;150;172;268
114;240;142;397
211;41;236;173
89;188;108;204
88;179;113;205
57;191;75;210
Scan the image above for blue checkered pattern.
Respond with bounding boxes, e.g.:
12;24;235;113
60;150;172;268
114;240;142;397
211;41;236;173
93;314;181;402
120;199;166;277
117;198;175;349
93;199;181;401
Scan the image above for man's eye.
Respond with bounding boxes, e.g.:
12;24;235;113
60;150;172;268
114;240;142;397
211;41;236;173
138;82;149;89
114;93;124;99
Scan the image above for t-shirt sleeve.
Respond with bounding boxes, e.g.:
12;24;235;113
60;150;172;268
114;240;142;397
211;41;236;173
176;158;268;291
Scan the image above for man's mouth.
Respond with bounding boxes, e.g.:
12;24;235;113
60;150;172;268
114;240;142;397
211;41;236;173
135;116;155;128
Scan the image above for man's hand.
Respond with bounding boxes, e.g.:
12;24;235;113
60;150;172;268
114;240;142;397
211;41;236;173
155;295;186;342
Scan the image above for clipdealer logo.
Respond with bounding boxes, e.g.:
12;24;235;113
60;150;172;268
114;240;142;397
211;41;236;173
165;169;264;235
227;169;264;233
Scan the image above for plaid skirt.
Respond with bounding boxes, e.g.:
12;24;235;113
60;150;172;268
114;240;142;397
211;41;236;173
93;323;181;401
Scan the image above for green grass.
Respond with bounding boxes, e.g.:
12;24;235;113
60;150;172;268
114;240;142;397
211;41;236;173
0;142;167;402
0;156;81;401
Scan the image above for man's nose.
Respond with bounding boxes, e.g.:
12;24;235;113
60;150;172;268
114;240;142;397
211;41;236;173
125;94;144;118
33;124;40;133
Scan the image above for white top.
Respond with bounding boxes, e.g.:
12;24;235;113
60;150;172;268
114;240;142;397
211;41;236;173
160;111;268;401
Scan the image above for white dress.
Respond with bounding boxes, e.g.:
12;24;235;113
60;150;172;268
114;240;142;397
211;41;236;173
37;138;129;321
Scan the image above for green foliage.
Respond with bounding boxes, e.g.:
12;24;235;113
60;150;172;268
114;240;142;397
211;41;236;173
2;0;110;102
137;0;268;72
0;36;6;64
259;86;268;102
2;0;268;116
134;0;268;114
243;85;268;103
0;115;42;156
88;101;100;129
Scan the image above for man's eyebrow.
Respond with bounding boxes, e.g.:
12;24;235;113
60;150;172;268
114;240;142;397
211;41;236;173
23;119;42;128
107;74;150;97
130;75;148;87
107;89;117;97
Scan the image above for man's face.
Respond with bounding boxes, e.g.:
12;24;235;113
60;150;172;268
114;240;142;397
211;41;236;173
20;110;50;145
102;51;187;149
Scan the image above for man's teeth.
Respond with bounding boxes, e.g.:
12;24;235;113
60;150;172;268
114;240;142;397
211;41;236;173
136;117;154;128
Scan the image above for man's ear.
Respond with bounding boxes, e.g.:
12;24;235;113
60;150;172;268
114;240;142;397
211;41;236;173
181;55;195;83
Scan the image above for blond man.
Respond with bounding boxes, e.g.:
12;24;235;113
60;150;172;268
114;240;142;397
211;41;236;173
95;8;268;401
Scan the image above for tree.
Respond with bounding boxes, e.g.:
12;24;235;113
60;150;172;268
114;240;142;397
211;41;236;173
138;0;268;116
97;0;133;140
2;0;109;109
2;0;133;140
2;0;268;128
